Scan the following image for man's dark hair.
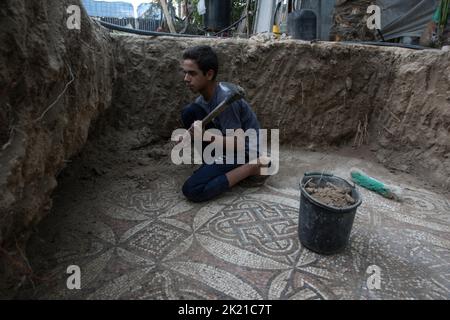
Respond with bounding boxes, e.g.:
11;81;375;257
183;45;219;80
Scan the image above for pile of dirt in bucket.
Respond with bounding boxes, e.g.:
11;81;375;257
305;181;356;208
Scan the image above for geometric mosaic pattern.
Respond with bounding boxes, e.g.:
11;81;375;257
18;150;450;300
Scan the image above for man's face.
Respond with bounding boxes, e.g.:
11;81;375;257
182;59;214;93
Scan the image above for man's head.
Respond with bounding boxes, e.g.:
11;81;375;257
182;45;219;93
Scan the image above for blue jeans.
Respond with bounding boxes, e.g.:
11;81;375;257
181;103;241;203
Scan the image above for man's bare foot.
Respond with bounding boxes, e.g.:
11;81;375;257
225;156;272;188
240;156;272;187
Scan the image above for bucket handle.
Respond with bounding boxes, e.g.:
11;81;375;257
304;172;333;177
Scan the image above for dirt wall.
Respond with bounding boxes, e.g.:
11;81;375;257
372;50;450;188
110;35;450;189
110;37;394;145
0;0;114;296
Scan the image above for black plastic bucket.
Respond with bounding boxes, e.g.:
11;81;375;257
299;172;362;255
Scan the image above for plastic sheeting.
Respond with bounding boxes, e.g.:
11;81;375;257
197;0;206;15
377;0;439;40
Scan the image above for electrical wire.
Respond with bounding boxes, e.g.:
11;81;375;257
98;19;213;38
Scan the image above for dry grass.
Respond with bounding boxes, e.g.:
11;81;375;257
353;114;369;147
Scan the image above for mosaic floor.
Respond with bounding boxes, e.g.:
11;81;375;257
19;147;450;300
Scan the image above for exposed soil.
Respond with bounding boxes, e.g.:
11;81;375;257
305;181;356;208
2;0;450;299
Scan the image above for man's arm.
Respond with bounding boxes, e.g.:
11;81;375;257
209;133;245;153
191;121;246;153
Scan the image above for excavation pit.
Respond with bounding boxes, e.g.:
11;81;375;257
1;0;450;299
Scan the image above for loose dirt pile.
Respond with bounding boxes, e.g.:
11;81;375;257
305;182;356;208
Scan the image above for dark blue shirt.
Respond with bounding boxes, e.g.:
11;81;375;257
195;83;261;160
